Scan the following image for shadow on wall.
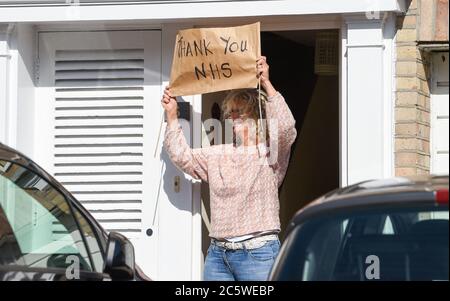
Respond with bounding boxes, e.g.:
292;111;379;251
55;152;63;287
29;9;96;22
161;97;200;214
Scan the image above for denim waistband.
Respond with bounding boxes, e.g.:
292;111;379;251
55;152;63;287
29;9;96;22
211;234;278;250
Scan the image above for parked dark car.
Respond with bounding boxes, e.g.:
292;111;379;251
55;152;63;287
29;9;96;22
0;143;151;281
270;176;449;281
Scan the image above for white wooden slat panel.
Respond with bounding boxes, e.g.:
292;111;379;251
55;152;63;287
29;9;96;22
55;149;140;156
81;202;143;211
55;69;144;80
55;79;144;87
55;99;143;108
55;109;144;117
55;128;144;137
90;211;141;221
55;133;143;140
71;195;142;203
54;146;143;154
55;49;144;60
96;221;142;230
56;60;144;71
73;195;142;202
56;151;143;157
63;183;143;192
55;125;144;131
54;165;143;173
55;110;144;117
74;193;143;202
54;145;143;151
55;119;143;128
55;136;143;145
101;227;142;233
55;84;144;90
55;160;143;169
55;88;143;98
54;129;143;137
57;174;143;183
55;149;139;156
54;156;143;164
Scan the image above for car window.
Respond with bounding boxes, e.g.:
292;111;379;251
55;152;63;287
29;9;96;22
72;207;104;273
0;160;93;271
273;206;449;281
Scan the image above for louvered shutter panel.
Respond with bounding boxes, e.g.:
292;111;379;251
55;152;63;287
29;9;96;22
37;31;162;277
53;49;145;236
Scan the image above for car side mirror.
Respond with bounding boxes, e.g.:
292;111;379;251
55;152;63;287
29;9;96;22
104;232;135;280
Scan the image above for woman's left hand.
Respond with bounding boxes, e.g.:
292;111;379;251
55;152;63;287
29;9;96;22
257;56;277;97
256;56;270;84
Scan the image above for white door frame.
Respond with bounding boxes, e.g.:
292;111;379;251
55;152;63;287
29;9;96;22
430;51;449;175
340;13;395;186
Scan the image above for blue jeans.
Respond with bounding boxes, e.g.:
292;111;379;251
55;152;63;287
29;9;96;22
203;239;280;281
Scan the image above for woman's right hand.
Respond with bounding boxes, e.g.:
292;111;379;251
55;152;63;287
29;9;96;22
161;86;178;122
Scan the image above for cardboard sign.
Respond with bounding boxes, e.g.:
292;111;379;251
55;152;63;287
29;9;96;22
169;22;261;96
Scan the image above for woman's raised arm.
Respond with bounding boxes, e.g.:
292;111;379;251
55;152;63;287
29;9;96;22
161;87;208;182
257;57;297;186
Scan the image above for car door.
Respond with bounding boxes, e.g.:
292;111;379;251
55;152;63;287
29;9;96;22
0;159;109;280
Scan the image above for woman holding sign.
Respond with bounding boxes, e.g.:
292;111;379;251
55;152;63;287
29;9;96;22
161;56;297;281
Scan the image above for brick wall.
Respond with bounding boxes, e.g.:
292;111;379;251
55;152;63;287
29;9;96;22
395;0;448;176
418;0;449;41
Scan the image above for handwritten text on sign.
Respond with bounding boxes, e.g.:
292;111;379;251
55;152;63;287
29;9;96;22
169;22;261;96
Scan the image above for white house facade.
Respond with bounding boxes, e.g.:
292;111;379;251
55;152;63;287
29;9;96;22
2;0;445;280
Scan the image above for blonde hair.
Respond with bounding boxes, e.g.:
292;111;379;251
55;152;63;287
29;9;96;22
221;89;269;144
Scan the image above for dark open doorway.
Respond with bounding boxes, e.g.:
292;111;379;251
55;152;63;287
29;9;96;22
262;30;340;238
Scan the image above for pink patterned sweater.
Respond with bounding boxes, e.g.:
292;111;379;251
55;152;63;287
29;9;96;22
163;92;297;238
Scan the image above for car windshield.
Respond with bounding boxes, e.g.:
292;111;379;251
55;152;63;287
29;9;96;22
274;206;449;281
0;160;93;272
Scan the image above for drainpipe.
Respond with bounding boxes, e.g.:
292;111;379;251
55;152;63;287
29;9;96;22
0;23;15;146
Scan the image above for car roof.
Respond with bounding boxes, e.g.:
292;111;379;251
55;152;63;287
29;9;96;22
289;175;449;232
324;175;447;202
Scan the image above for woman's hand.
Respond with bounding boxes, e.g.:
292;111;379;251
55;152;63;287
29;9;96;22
257;56;277;97
161;86;178;123
257;56;270;83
